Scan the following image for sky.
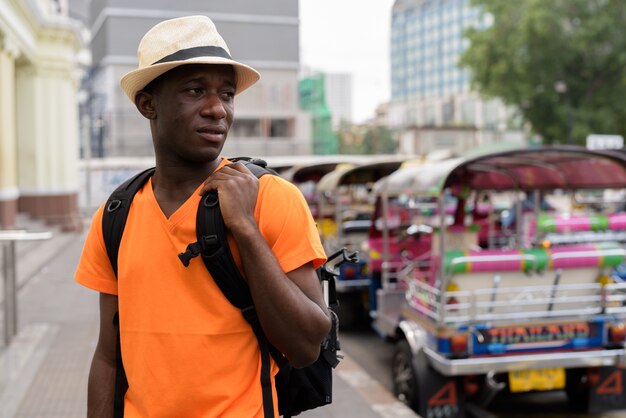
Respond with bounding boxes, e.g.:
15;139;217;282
299;0;396;123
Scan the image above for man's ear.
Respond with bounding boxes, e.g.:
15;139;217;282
135;91;157;120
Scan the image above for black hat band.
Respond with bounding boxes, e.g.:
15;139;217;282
152;45;232;65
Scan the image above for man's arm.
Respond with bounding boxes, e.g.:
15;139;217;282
236;229;331;368
200;163;331;368
87;293;119;418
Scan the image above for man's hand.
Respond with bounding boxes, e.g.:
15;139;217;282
198;163;260;232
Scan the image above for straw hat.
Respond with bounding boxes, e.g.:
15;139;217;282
120;15;260;102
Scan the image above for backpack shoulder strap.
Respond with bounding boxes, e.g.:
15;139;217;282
194;183;277;418
177;157;275;268
101;167;155;418
177;157;277;418
102;167;155;276
231;156;279;177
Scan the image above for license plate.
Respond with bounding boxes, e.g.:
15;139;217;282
508;368;565;393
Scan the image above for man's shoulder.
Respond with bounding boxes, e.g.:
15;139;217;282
258;173;301;197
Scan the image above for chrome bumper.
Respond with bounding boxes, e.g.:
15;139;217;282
424;346;626;376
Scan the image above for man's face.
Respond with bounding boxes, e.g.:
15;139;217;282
147;64;236;165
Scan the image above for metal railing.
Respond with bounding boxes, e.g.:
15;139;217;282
1;229;53;346
404;274;626;327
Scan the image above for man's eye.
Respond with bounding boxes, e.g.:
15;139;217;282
187;87;203;95
221;91;235;100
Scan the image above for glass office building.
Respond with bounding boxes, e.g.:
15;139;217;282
389;0;523;154
391;0;479;101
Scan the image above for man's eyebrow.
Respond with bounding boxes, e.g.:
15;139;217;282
181;76;236;88
182;77;204;85
222;79;236;89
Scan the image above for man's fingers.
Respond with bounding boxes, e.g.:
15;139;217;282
198;162;257;195
222;162;256;178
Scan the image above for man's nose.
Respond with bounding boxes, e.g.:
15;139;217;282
201;94;227;118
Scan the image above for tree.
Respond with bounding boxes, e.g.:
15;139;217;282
362;125;396;154
337;125;396;154
459;0;626;144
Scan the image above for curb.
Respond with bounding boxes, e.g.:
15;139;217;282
336;355;420;417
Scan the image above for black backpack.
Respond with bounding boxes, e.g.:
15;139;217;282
102;158;353;418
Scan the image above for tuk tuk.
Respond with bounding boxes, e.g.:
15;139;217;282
372;146;626;416
280;161;347;219
315;157;410;324
266;154;366;179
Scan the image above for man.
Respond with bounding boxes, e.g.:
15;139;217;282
75;15;331;417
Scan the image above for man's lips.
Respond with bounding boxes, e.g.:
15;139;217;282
196;126;226;141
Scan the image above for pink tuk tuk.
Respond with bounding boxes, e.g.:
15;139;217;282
371;146;626;416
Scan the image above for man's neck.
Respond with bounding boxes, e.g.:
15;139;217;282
151;158;222;218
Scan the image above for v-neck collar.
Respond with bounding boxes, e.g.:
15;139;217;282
143;158;228;229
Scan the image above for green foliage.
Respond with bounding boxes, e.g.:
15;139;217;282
338;125;396;154
460;0;626;144
337;131;358;154
364;126;396;154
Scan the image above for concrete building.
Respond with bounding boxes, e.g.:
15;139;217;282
0;0;85;231
389;0;524;155
83;1;312;159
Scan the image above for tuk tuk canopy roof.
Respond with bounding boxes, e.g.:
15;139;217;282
316;157;411;193
265;154;371;174
280;162;342;183
376;146;626;196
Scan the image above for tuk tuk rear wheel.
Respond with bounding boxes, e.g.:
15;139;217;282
392;339;420;411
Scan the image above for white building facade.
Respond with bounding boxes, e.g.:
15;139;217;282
324;72;353;128
0;0;84;230
83;1;313;159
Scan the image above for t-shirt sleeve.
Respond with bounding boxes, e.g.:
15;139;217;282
74;204;118;295
256;175;326;273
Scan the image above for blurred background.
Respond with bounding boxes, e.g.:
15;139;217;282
1;2;626;417
0;0;623;230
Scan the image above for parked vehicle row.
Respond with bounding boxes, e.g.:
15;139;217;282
270;146;626;417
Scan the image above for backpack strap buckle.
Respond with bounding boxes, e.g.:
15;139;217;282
177;234;220;267
107;199;123;212
203;192;219;208
178;242;202;267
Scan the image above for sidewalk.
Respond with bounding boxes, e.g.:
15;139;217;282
0;217;418;418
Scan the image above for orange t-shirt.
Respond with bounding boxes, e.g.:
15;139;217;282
75;159;326;418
